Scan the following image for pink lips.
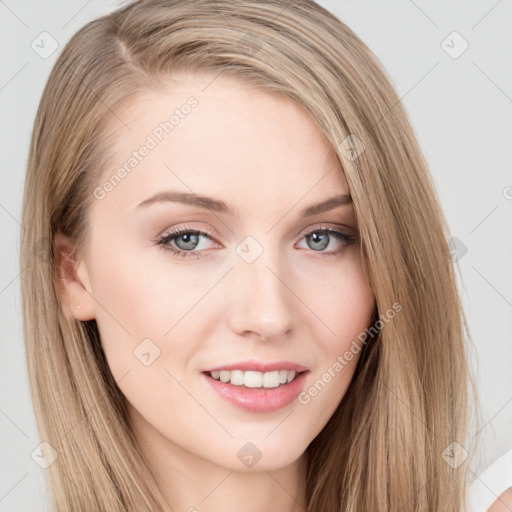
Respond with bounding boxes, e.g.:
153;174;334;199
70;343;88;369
201;360;309;413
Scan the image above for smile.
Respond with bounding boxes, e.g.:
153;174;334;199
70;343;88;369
201;369;310;413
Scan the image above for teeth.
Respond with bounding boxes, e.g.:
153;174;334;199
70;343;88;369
245;371;262;388
230;370;244;386
263;371;280;388
209;369;299;388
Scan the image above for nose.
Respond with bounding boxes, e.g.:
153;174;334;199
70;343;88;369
226;249;295;341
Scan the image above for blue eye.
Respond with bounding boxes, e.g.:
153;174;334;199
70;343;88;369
154;224;358;260
299;226;358;255
155;225;217;260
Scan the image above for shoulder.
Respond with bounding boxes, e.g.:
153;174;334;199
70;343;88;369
487;487;512;512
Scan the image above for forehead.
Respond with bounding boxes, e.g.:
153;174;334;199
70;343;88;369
95;72;349;214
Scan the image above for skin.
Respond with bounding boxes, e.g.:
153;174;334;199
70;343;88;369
487;488;512;512
56;72;376;512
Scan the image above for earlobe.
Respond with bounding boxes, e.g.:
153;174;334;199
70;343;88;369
54;231;96;321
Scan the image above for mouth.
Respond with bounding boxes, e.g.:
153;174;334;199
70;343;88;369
201;368;310;413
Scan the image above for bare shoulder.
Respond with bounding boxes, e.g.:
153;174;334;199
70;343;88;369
486;487;512;512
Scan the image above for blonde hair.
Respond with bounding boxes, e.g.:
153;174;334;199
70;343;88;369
20;0;478;510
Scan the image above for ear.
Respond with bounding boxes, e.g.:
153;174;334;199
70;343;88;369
54;231;96;321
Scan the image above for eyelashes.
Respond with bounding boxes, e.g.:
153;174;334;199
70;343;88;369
155;225;218;260
154;223;358;261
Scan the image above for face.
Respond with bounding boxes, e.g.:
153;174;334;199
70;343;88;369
58;72;375;474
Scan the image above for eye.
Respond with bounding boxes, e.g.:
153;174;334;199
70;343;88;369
154;225;218;260
297;225;358;256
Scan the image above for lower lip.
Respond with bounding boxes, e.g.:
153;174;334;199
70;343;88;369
201;371;309;413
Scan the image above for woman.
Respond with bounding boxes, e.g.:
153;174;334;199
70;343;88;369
20;0;479;510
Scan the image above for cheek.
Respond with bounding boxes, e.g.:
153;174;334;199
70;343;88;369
86;243;183;373
306;250;375;349
88;248;204;425
87;238;223;383
295;253;375;427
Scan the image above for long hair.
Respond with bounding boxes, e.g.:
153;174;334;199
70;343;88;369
20;0;479;510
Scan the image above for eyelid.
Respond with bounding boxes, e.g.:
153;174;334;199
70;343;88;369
156;223;217;241
300;222;357;237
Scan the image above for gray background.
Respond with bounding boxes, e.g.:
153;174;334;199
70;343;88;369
1;1;511;510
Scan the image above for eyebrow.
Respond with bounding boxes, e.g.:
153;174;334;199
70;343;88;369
136;190;352;217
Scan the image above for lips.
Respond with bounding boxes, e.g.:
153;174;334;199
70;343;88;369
201;360;310;413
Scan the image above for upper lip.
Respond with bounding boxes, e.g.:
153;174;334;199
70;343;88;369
204;360;309;373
